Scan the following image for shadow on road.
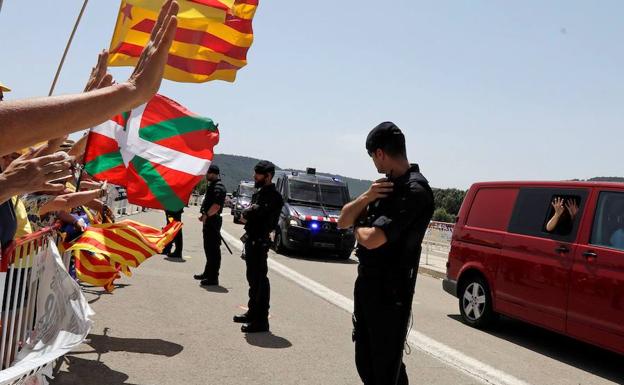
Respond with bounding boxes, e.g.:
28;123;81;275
447;314;624;384
85;329;184;357
49;356;138;385
81;284;131;305
50;328;184;384
244;332;292;349
201;285;229;293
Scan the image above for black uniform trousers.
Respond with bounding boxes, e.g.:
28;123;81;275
244;239;271;324
202;216;223;281
163;210;183;258
353;266;416;385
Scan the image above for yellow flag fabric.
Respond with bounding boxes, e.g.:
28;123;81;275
108;0;258;83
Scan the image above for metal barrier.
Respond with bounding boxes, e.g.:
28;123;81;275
0;227;59;370
109;199;145;217
422;221;454;266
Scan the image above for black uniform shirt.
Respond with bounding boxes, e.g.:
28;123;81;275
244;183;283;239
355;164;434;269
201;179;227;219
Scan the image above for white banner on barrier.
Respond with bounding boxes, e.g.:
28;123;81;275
0;241;94;385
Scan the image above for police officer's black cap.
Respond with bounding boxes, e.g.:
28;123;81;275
254;160;275;174
207;164;220;174
365;121;404;153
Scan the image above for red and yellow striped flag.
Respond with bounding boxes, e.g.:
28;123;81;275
108;0;259;83
74;250;121;292
67;219;181;276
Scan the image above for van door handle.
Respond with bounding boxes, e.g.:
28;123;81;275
555;246;570;254
582;251;598;259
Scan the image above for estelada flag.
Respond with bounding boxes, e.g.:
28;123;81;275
83;94;219;211
108;0;259;83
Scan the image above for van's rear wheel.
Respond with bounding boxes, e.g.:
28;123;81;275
459;276;496;328
274;229;286;254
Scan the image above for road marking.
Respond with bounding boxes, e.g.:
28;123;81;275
220;229;531;385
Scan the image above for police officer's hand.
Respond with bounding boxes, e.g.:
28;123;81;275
363;178;393;203
198;214;206;223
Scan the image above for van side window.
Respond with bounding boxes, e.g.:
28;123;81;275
508;188;587;241
543;195;581;236
590;192;624;251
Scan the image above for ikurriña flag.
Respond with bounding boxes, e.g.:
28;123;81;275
108;0;259;83
84;94;219;211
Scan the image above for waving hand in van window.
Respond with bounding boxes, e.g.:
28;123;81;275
566;199;579;219
546;197;579;233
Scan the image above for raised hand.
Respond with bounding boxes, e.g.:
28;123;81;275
127;0;179;107
84;50;114;92
0;151;74;195
551;197;565;217
364;178;394;203
566;199;579;219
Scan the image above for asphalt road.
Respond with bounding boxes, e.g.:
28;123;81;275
51;208;624;385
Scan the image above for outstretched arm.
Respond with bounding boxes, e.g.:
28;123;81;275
38;187;106;216
0;0;179;156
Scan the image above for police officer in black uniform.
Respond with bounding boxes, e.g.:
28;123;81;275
194;164;227;286
233;160;283;333
163;209;183;259
338;122;434;385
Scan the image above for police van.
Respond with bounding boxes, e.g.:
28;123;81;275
273;168;356;258
231;180;256;224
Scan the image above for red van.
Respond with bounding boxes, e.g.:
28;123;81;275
443;181;624;355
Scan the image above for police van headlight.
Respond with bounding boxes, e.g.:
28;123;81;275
289;217;302;227
236;203;243;209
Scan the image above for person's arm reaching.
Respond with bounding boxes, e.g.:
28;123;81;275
0;151;74;204
35;51;115;158
546;198;565;232
0;0;179;156
38;185;106;216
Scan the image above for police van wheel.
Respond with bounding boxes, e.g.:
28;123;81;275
273;230;286;254
458;275;496;329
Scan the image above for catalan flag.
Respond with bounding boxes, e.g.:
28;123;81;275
74;250;121;292
66;220;181;291
84;94;219;211
67;219;181;268
108;0;259;83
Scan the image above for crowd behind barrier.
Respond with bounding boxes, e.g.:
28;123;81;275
0;196;145;383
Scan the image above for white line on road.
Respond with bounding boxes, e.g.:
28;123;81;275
220;229;531;385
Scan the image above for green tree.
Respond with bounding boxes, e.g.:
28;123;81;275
432;207;454;222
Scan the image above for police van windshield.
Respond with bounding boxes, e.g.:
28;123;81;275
288;180;349;208
239;185;255;197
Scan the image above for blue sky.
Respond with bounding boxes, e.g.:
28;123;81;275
1;1;622;189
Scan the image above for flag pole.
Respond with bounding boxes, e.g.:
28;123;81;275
48;0;90;96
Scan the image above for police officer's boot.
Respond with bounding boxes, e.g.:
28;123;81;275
241;321;269;333
233;312;250;323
